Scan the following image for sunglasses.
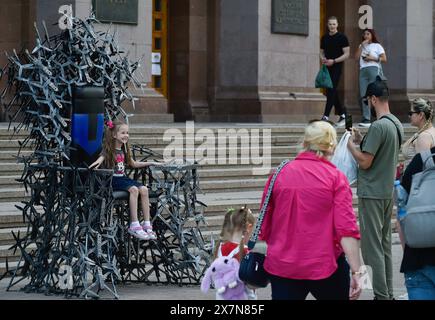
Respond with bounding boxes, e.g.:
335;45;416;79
408;111;420;116
362;96;374;104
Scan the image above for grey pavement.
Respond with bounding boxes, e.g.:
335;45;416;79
0;241;407;300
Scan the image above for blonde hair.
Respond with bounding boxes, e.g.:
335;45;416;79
303;121;337;158
402;98;434;149
213;207;256;261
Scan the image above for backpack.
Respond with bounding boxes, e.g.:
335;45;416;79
401;150;435;248
200;245;248;300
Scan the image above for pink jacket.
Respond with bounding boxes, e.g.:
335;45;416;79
259;151;360;280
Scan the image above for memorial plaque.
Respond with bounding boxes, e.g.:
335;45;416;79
271;0;309;36
94;0;138;25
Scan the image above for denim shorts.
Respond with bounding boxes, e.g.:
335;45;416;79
112;175;143;191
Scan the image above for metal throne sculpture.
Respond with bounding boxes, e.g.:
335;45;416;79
0;13;211;299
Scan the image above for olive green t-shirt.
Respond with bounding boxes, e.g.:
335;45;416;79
357;115;404;199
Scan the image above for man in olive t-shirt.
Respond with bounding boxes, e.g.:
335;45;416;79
348;77;404;300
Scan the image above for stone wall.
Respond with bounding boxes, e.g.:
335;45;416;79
433;0;435;87
406;0;433;90
75;0;152;85
258;0;320;90
369;0;408;90
209;0;262;122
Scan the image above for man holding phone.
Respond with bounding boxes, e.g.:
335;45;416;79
347;77;403;300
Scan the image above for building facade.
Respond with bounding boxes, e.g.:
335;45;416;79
1;0;434;123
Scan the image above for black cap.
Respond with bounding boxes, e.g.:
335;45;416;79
364;76;389;98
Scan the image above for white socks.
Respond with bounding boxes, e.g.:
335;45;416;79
130;221;141;228
142;220;151;228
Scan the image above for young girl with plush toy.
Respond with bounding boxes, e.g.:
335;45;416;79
201;207;257;300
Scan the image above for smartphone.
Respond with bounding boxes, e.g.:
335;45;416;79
345;114;353;131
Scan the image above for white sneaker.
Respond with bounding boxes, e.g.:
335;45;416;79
335;116;346;127
396;293;408;300
142;225;157;240
358;120;371;128
128;226;150;240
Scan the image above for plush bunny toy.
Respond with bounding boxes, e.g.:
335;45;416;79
201;256;247;300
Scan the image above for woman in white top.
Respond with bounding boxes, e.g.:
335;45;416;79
402;98;435;167
356;29;387;127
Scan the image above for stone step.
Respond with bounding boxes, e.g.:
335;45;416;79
0;227;27;246
0;141;31;151
199;178;267;193
0;188;28;203
0;176;21;187
0;150;31;162
0;156;290;178
0;163;24;174
0;243;36;263
0;260;19;275
0;193;398;269
0;168;271;187
0;130;418;149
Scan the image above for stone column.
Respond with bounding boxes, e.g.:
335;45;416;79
188;0;209;121
369;0;434;121
258;0;325;123
168;0;210;122
209;0;261;122
406;0;433;90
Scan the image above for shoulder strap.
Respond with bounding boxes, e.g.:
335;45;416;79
420;150;435;170
227;246;240;259
247;159;290;250
380;115;402;146
217;244;240;259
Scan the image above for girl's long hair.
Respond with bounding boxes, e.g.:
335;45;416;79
213;207;256;261
362;28;380;44
102;120;134;169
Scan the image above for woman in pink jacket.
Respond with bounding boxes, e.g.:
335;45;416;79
259;121;362;300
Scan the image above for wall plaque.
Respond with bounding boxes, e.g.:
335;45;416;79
271;0;309;36
94;0;138;25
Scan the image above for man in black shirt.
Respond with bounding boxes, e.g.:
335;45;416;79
320;16;350;127
400;147;435;300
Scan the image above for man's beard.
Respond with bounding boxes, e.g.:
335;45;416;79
371;106;377;119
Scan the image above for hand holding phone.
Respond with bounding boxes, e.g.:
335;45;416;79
345;114;353;131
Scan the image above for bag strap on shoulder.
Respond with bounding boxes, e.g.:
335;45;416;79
380;115;402;146
247;159;290;250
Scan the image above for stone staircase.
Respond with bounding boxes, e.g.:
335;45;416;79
0;123;417;274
